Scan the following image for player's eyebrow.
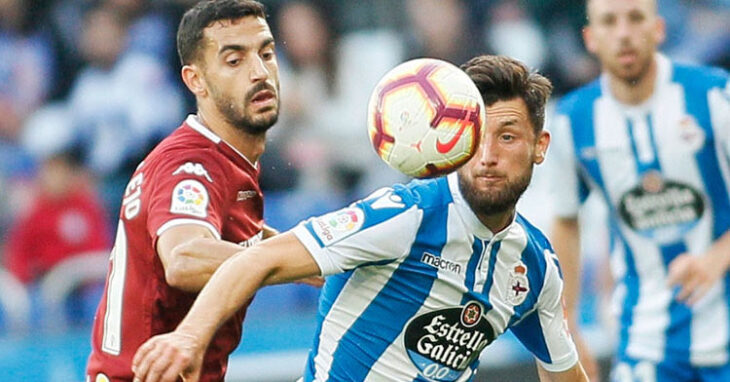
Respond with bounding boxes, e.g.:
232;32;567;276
218;37;275;56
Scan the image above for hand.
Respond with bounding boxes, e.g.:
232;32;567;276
571;329;600;382
132;331;203;382
296;275;325;288
667;253;726;304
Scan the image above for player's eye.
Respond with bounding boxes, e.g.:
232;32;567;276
226;57;242;66
261;49;275;61
600;14;616;26
628;10;645;23
500;134;515;142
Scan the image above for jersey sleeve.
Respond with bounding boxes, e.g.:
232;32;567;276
146;150;229;241
291;187;422;276
546;113;586;218
510;249;578;372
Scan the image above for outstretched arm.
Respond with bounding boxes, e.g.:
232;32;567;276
133;232;320;382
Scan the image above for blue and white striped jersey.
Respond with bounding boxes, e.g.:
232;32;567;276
292;173;578;381
549;54;730;366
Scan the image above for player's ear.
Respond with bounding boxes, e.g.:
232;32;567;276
653;15;666;47
534;130;550;165
181;64;208;98
582;26;597;54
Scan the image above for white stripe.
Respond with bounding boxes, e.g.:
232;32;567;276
484;224;527;332
312;262;403;380
365;204;472;380
185;114;221;143
155;218;221;240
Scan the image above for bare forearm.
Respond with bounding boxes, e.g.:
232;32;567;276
708;230;730;270
552;217;581;322
176;247;271;345
166;238;243;292
175;232;320;345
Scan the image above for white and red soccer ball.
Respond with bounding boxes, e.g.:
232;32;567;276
367;58;486;178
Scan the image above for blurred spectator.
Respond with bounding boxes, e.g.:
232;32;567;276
483;0;548;70
0;0;55;140
402;0;478;65
5;104;111;285
66;4;184;214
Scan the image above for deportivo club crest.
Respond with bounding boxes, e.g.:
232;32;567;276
506;263;530;306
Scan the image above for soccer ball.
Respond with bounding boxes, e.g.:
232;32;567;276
367;58;486;178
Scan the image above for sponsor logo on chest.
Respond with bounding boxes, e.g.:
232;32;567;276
403;301;496;381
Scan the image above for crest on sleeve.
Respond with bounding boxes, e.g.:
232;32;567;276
506;262;530;306
170;179;209;218
311;207;365;246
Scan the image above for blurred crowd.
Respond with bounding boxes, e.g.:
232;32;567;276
0;0;728;329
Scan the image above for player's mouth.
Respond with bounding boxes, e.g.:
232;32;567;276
250;90;276;108
617;49;638;66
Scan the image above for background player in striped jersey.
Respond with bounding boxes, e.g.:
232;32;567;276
131;55;589;382
86;1;289;381
549;0;730;381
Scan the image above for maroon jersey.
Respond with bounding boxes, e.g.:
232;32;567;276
87;116;264;382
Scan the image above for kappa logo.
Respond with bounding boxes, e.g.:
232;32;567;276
172;162;213;182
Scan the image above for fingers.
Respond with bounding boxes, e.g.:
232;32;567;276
666;254;691;286
133;337;188;382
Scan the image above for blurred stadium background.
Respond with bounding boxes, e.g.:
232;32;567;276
0;0;727;380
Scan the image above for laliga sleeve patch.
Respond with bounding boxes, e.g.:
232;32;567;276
170;179;209;218
311;207;365;246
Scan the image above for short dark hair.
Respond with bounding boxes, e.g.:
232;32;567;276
461;55;553;134
176;0;266;66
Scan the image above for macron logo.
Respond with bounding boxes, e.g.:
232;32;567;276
421;252;462;275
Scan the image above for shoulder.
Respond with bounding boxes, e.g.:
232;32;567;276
671;61;729;90
391;176;453;211
515;214;553;253
555;79;603;116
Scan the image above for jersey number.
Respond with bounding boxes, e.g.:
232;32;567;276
101;220;128;355
101;173;143;354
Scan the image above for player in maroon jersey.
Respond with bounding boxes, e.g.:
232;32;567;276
86;1;282;381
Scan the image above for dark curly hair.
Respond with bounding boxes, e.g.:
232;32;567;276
461;55;553;134
176;0;267;66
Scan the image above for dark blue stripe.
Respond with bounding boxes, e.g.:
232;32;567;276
480;241;502;311
661;241;691;362
461;238;484;305
673;66;730;240
616;222;640;358
646;114;662;171
327;205;448;380
304;272;353;381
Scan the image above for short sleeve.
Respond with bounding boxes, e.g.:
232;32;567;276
292;187;422;276
146;151;229;241
510;250;578;372
710;77;730;156
546;113;585;218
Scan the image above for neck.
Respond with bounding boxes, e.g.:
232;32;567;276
476;207;515;234
607;57;658;105
197;109;266;164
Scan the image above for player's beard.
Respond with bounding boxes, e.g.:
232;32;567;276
458;166;532;217
210;81;280;135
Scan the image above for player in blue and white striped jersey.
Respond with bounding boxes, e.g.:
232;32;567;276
549;1;730;381
131;55;588;382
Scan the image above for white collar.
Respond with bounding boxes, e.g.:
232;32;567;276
185;114;257;168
